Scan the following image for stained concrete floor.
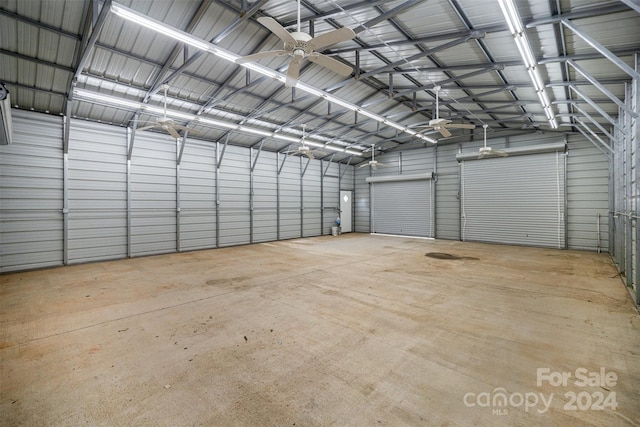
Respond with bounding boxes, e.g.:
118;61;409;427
1;233;639;426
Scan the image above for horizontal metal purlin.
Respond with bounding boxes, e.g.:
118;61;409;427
365;172;434;183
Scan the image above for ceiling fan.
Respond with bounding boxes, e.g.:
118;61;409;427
137;84;198;139
358;144;388;170
420;86;476;137
235;0;356;87
477;124;508;159
284;125;324;159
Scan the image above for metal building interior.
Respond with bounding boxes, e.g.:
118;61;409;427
1;0;639;425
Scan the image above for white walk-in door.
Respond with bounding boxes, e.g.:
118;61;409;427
459;148;566;248
340;190;352;233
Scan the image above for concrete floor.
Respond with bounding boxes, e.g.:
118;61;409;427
1;233;639;426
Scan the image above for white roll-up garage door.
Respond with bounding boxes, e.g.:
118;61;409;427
458;145;566;248
367;173;433;238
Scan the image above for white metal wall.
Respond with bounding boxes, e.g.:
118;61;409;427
130;133;177;256
435;143;461;240
0;110;354;272
179;140;216;251
218;144;251;247
278;157;301;240
302;160;321;237
252;150;278;243
68;120;127;263
0;111;63;272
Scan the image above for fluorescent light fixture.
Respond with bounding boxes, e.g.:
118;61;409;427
514;35;536;68
323;94;355;110
198;117;239;129
356;109;383;121
384;120;405;131
344;149;361;156
74;88;142;109
110;3;211;51
497;0;524;34
498;0;557;128
273;134;300;143
210;48;239;62
295;83;324;98
537;90;550;108
145;106;195;121
239;126;273;137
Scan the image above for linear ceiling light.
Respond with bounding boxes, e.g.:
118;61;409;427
498;0;557;129
75;88;362;155
108;1;436;144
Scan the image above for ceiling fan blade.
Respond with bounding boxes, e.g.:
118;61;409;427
495;151;509;157
438;127;452;138
137;125;157;131
257;17;297;45
285;57;302;87
309;27;356;51
167;127;181;139
236;50;288;64
447;123;476;129
358;163;369;168
308;53;353;76
305;151;315;159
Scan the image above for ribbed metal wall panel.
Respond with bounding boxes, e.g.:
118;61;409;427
302;160;321;237
130;133;177;256
354;165;370;232
566;135;610;251
322;162;340;235
67;120;127;263
218;144;250;247
435;143;463;240
252;150;278;243
279;158;301;239
372;179;433;237
0;110;63;272
179;140;216;251
461;152;566;248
